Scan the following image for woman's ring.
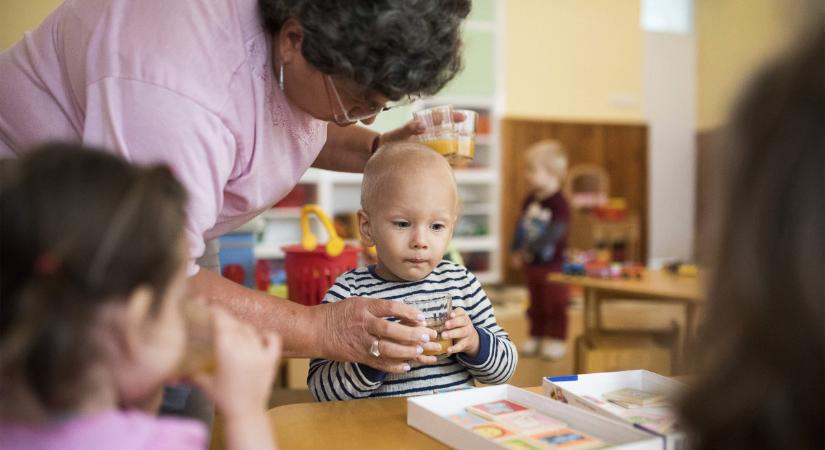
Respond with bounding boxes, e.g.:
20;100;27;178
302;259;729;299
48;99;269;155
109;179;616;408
369;338;381;358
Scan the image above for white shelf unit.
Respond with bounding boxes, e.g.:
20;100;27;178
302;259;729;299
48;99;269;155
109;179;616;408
253;0;503;284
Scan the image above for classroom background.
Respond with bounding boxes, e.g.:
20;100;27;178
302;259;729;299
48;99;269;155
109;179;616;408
0;0;801;403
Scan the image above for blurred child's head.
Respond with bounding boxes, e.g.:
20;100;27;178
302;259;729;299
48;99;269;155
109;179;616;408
524;140;568;196
359;142;459;281
678;22;824;450
0;144;189;418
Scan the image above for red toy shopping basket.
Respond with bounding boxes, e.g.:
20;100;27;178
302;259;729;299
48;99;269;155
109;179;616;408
283;205;359;306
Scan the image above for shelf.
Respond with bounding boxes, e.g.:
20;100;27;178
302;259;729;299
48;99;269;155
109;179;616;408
255;244;285;259
452;236;496;251
454;169;497;183
460;203;494;215
300;168;323;183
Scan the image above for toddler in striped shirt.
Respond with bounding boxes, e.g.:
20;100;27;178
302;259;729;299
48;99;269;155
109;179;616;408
308;142;517;401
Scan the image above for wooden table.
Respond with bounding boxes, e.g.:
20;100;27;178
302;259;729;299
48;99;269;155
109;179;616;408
260;386;545;450
548;270;705;371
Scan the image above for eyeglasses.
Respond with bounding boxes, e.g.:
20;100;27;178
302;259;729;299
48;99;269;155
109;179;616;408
325;75;418;125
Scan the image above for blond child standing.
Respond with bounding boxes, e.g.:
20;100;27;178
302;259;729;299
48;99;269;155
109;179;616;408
307;142;517;400
0;144;280;450
510;141;571;361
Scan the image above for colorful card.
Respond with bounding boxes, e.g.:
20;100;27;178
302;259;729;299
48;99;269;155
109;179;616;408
447;412;487;428
497;410;567;434
531;427;607;450
466;399;528;420
499;437;547;450
603;388;667;407
619;409;678;434
470;422;517;440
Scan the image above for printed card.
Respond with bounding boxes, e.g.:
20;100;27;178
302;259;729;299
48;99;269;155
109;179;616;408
531;427;608;450
446;412;488;428
470;422;517;440
602;388;667;407
497;410;567;434
619;409;678;434
466;399;529;420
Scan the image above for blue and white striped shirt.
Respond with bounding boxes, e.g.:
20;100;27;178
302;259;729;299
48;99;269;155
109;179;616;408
308;261;518;401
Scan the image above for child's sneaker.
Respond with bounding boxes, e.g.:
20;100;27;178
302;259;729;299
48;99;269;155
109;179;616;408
520;337;539;357
540;338;567;361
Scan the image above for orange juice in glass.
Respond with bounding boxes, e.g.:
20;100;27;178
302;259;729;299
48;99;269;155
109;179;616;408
403;293;453;357
178;299;217;376
414;105;458;159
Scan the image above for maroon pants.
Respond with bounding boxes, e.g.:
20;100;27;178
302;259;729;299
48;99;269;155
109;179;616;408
526;265;569;339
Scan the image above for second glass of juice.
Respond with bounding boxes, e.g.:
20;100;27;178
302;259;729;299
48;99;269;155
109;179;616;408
404;293;453;357
453;109;478;165
414;105;458;158
178;298;217;376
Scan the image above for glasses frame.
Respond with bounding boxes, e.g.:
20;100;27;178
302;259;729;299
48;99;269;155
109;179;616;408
324;75;418;125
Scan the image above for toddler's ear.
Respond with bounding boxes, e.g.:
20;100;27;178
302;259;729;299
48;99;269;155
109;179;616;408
357;209;375;247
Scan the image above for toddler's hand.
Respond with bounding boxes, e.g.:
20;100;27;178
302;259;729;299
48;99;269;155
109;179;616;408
192;307;281;419
441;308;480;358
510;252;524;270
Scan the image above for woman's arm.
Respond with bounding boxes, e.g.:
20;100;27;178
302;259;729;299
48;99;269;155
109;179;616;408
312;120;428;172
311;124;377;172
189;270;435;372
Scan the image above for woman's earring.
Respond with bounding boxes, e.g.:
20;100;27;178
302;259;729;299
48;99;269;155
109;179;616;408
278;64;285;91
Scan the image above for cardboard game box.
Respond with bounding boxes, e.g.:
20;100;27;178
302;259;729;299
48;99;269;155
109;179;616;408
543;370;686;450
408;385;660;450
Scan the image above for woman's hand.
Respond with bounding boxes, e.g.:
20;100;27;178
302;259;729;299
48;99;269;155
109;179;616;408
316;297;439;373
441;308;480;358
192;307;281;419
376;111;466;147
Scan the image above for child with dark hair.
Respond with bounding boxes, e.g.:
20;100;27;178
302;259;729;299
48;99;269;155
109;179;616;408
678;20;824;450
0;144;281;450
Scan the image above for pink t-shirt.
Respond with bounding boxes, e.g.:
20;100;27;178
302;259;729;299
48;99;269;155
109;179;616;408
0;410;207;450
0;0;328;274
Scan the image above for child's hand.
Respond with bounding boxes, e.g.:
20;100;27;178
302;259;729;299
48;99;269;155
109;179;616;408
510;252;524;270
192;307;281;419
441;308;480;358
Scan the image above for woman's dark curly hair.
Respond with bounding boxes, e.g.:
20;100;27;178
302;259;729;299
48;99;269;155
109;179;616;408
258;0;471;100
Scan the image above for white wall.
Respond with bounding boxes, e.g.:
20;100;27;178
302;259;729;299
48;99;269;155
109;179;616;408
644;31;696;263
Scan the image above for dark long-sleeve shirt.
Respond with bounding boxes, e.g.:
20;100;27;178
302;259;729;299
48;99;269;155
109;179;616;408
511;191;570;267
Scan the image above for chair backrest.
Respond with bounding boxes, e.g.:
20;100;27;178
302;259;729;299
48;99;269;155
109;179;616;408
564;164;610;209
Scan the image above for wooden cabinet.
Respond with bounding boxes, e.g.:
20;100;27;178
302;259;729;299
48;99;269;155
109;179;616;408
568;211;641;263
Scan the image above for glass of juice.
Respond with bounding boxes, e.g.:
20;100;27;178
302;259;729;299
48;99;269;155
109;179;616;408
414;105;458;158
177;299;216;376
403;293;453;357
453;109;478;166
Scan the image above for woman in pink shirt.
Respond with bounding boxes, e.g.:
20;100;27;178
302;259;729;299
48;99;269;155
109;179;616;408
0;0;469;415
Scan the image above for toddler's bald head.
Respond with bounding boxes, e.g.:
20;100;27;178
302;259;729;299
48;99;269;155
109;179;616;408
361;142;458;214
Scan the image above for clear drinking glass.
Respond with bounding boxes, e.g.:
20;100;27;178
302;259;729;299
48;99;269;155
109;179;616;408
414;105;458;158
177;299;216;376
453;109;478;165
403;293;453;357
